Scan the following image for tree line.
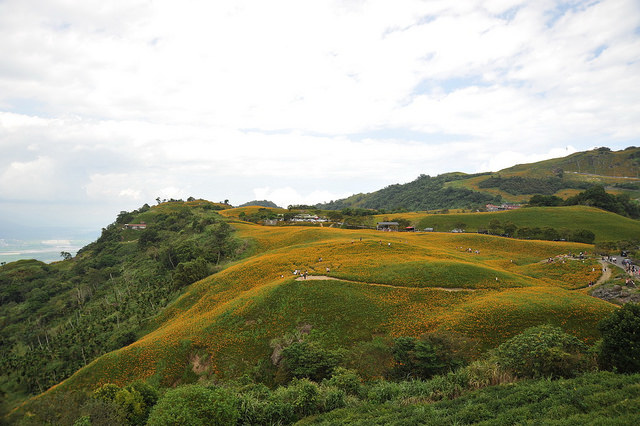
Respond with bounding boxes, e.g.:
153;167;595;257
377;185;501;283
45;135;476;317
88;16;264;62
528;185;640;219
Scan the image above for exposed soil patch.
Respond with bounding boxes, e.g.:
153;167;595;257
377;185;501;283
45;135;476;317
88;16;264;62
190;353;211;375
295;275;476;291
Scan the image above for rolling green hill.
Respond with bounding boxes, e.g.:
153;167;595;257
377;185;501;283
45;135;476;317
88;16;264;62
449;146;640;203
4;199;639;424
377;205;640;243
317;147;640;210
14;217;614;402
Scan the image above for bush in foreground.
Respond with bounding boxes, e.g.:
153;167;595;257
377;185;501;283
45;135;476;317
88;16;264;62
495;324;592;378
146;385;238;426
598;303;640;373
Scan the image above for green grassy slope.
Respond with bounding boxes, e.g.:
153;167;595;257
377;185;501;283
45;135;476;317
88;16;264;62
449;147;640;202
318;147;640;209
378;205;640;242
33;222;613;400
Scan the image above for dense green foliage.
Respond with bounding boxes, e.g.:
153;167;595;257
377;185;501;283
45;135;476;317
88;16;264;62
237;200;281;208
495;324;592;379
13;367;640;425
93;382;159;425
0;201;241;413
389;334;472;380
317;173;500;212
564;185;640;218
10;320;640;425
526;186;640;219
597;303;640;373
238;207;280;223
526;194;565;206
318;147;640;212
475;218;596;243
280;341;345;383
306;371;640;425
479;176;589;195
147;385;239;426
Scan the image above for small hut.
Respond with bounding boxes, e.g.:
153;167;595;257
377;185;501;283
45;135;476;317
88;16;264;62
376;222;399;231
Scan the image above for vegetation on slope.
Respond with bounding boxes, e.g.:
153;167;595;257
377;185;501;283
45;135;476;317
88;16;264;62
319;147;640;210
371;206;640;243
0;200;243;414
316;173;501;212
24;222;613;400
5;199;639;423
13;315;640;425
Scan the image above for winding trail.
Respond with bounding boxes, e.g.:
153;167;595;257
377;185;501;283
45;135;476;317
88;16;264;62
294;275;476;292
595;260;612;286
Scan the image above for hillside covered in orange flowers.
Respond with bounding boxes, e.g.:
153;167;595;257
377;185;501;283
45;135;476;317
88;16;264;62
39;204;616;398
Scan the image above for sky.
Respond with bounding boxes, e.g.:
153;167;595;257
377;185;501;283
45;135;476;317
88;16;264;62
1;0;640;237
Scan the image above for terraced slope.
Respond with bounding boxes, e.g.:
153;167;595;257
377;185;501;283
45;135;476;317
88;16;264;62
44;222;614;395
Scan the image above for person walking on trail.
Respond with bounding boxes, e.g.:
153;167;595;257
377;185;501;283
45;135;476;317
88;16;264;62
303;271;308;280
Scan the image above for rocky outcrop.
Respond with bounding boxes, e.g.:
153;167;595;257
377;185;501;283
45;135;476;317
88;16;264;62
591;285;640;304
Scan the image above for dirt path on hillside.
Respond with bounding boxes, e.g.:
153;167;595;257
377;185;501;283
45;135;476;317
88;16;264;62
595;260;612;286
294;275;476;292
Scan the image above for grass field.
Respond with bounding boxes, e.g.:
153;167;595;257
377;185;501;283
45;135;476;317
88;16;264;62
376;205;640;242
42;219;617;395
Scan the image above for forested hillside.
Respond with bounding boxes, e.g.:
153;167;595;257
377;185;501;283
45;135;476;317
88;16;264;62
4;197;640;424
317;173;500;211
318;147;640;211
0;200;243;414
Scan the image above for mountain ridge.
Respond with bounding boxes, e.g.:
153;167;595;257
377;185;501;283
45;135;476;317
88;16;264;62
317;146;640;211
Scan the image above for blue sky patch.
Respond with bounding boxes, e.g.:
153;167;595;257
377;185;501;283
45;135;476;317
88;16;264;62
5;98;49;117
413;76;491;95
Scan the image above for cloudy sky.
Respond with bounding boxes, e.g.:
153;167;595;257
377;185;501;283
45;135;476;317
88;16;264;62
1;0;639;235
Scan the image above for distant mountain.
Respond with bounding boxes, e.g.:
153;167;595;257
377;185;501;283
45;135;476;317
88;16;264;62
237;200;281;208
317;147;640;211
316;173;500;211
498;146;640;178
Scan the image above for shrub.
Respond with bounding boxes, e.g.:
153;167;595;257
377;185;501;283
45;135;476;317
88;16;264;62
495;324;592;378
320;386;346;411
146;385;239;426
172;257;210;288
598;303;640;373
272;378;321;419
389;333;472;380
323;367;363;396
92;382;158;425
280;341;344;382
78;398;127;426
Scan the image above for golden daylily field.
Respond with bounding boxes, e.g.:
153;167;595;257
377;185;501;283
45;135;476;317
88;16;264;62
48;218;617;393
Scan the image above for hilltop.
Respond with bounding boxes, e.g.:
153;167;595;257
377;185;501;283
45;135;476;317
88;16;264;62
3;198;640;423
9;207;612;391
317;146;640;211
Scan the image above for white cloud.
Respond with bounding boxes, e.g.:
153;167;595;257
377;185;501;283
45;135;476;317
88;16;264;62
252;186;351;208
0;156;57;199
0;0;639;234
